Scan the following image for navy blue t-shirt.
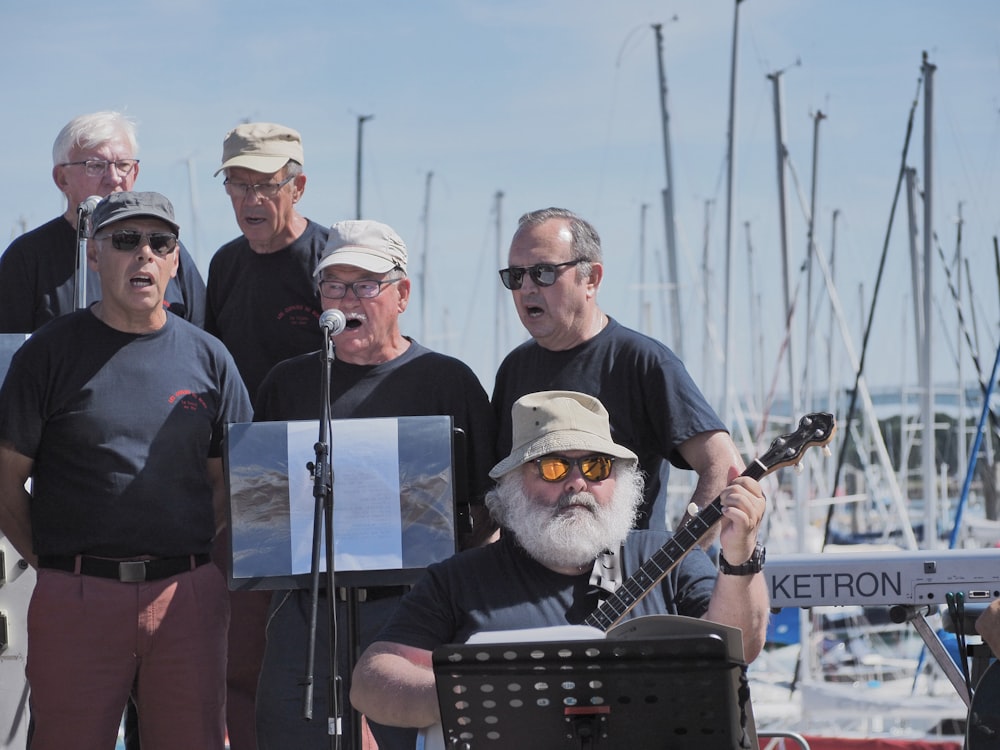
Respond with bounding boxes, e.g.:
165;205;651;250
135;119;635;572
492;318;726;528
0;310;252;557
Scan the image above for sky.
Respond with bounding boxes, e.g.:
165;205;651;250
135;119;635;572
3;0;999;420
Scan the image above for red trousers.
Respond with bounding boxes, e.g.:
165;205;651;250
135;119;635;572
26;563;229;750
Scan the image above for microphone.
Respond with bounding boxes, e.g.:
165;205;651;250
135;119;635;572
78;195;102;215
319;309;347;336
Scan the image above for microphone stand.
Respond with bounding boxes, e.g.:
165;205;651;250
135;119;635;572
303;326;342;749
73;201;92;310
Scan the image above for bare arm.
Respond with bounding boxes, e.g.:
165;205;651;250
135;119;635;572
702;469;769;662
351;641;439;728
677;430;744;548
0;445;36;567
975;599;1000;656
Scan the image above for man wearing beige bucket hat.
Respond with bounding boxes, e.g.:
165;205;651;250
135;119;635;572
351;390;769;741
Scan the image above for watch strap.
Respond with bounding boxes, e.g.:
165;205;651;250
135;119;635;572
718;543;765;575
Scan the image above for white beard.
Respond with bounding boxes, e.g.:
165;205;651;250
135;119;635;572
487;465;642;572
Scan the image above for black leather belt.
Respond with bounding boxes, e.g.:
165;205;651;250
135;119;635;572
335;585;409;602
38;553;211;583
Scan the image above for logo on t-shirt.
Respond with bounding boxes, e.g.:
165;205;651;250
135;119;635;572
277;304;320;327
169;389;209;412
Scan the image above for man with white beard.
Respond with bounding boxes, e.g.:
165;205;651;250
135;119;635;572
350;390;770;742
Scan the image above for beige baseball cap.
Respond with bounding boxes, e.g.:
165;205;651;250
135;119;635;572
314;220;409;276
215;122;303;176
489;391;637;479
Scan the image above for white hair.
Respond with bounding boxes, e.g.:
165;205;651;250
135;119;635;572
486;461;644;570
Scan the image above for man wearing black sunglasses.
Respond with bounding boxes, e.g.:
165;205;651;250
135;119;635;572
0;190;252;750
352;390;768;745
493;207;742;545
0;111;206;333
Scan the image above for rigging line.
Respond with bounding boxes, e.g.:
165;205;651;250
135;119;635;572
995;237;1000;328
932;229;1000;434
822;71;925;548
754;272;803;444
459;202;504;356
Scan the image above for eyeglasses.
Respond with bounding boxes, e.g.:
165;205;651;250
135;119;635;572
318;277;402;300
96;230;178;256
498;260;583;290
223;174;294;200
533;454;615;483
60;159;139;178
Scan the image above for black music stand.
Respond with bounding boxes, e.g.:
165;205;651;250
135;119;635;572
432;634;755;749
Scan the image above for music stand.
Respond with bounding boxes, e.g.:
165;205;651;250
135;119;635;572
432;634;754;749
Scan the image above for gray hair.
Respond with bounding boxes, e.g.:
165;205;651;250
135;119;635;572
52;111;138;165
515;207;602;279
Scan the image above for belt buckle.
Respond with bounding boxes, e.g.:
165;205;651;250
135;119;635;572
118;561;147;582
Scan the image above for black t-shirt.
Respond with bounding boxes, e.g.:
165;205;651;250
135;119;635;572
255;340;496;514
205;220;328;404
0;215;207;332
492;318;726;528
0;310;252;557
377;531;717;649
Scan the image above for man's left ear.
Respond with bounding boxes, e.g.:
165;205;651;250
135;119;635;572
587;261;604;292
396;276;411;312
292;174;307;203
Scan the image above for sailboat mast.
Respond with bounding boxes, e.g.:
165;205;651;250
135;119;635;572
721;0;743;425
639;202;648;332
652;22;683;359
420;171;433;345
493;190;505;374
768;69;799;418
921;53;938;546
355;114;373;220
804;109;826;416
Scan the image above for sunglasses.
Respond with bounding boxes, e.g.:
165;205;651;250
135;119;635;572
498;260;583;290
98;230;178;256
533;454;615;483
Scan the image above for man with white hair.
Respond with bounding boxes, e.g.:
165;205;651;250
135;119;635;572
351;390;769;744
0;110;206;331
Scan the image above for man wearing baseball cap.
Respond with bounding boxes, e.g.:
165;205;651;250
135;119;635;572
253;219;496;750
206;121;328;402
205;122;329;749
351;390;769;746
0;191;251;750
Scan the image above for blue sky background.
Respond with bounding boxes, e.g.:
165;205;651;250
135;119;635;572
3;1;999;413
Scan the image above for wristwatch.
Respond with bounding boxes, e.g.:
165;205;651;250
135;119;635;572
718;543;765;575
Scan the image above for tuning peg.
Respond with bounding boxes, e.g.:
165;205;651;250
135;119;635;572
794;462;804;474
686;502;698;517
822;446;832;458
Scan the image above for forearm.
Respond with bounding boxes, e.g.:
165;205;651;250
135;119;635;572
975;599;1000;656
704;572;769;662
351;642;440;728
678;431;744;549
